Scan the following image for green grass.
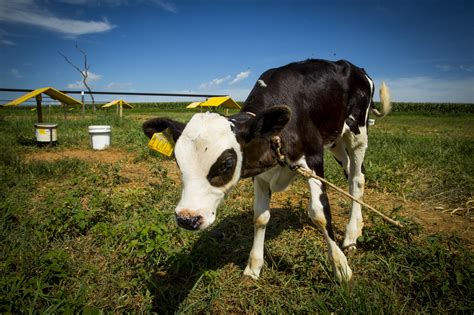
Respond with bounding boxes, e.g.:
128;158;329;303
366;114;474;204
0;104;473;313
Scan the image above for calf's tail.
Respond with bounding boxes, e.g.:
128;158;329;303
370;81;392;117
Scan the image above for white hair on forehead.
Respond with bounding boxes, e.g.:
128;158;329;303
181;112;232;141
176;112;238;176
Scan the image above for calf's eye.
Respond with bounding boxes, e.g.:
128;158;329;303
224;158;234;170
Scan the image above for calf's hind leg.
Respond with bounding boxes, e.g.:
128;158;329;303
342;128;368;251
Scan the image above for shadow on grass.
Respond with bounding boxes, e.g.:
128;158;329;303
16;136;38;146
147;206;306;313
16;135;61;148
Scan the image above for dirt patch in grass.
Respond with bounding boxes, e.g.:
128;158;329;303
23;148;159;189
270;183;473;248
353;191;472;245
157;159;181;183
23;148;473;248
24;148;134;164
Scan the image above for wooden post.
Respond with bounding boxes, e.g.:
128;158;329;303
63;102;67;120
35;94;43;123
119;101;123;119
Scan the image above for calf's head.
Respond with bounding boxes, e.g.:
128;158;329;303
143;106;291;231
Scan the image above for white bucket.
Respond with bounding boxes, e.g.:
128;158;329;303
89;125;111;150
34;123;58;143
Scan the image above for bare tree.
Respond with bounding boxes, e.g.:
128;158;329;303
59;45;96;112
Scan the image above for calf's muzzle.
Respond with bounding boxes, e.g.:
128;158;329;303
175;211;203;230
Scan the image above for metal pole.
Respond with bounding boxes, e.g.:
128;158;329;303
81;91;85;117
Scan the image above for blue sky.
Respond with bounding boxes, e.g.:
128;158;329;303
1;0;473;104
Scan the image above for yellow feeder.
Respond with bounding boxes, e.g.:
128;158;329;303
186;96;241;112
102;99;133;118
4;87;82;123
186;101;202;109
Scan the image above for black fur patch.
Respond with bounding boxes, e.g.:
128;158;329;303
207;148;237;187
333;156;348;179
142;118;185;142
240;59;371;165
319;189;335;241
345;117;360;135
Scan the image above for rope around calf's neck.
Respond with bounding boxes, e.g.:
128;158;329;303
271;136;404;229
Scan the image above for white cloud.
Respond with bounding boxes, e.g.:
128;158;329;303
230;70;251;85
435;64;453;72
0;0;116;37
55;0;178;12
151;0;178;13
0;28;15;45
1;39;15;45
436;63;474;73
83;71;102;81
199;75;231;89
67;71;102;88
106;82;133;90
56;0;129;6
9;68;22;78
67;82;85;89
201;70;252;89
460;65;474;72
56;0;89;4
378;76;474;103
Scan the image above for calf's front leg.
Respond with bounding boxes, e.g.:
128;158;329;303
304;154;352;282
243;176;271;279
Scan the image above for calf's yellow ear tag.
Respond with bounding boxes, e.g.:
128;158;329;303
148;129;175;157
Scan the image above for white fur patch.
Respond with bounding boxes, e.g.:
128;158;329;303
257;165;296;192
365;75;374;96
257;79;267;87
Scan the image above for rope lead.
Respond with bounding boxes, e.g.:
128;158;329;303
271;135;404;228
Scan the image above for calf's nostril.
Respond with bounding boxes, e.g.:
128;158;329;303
189;216;200;227
176;214;202;230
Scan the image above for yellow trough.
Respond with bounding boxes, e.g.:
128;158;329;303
102;99;133;109
3;87;82;123
186;96;240;110
102;99;133;119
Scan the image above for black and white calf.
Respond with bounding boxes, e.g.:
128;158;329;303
143;59;391;282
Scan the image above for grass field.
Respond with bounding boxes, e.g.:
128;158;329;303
1;104;473;313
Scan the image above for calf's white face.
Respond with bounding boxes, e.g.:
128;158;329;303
173;113;242;230
143;106;291;231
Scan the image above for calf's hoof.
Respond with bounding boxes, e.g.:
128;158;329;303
334;264;353;283
342;243;357;255
243;265;260;280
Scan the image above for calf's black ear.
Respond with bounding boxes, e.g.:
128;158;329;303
248;105;291;138
143;118;186;143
